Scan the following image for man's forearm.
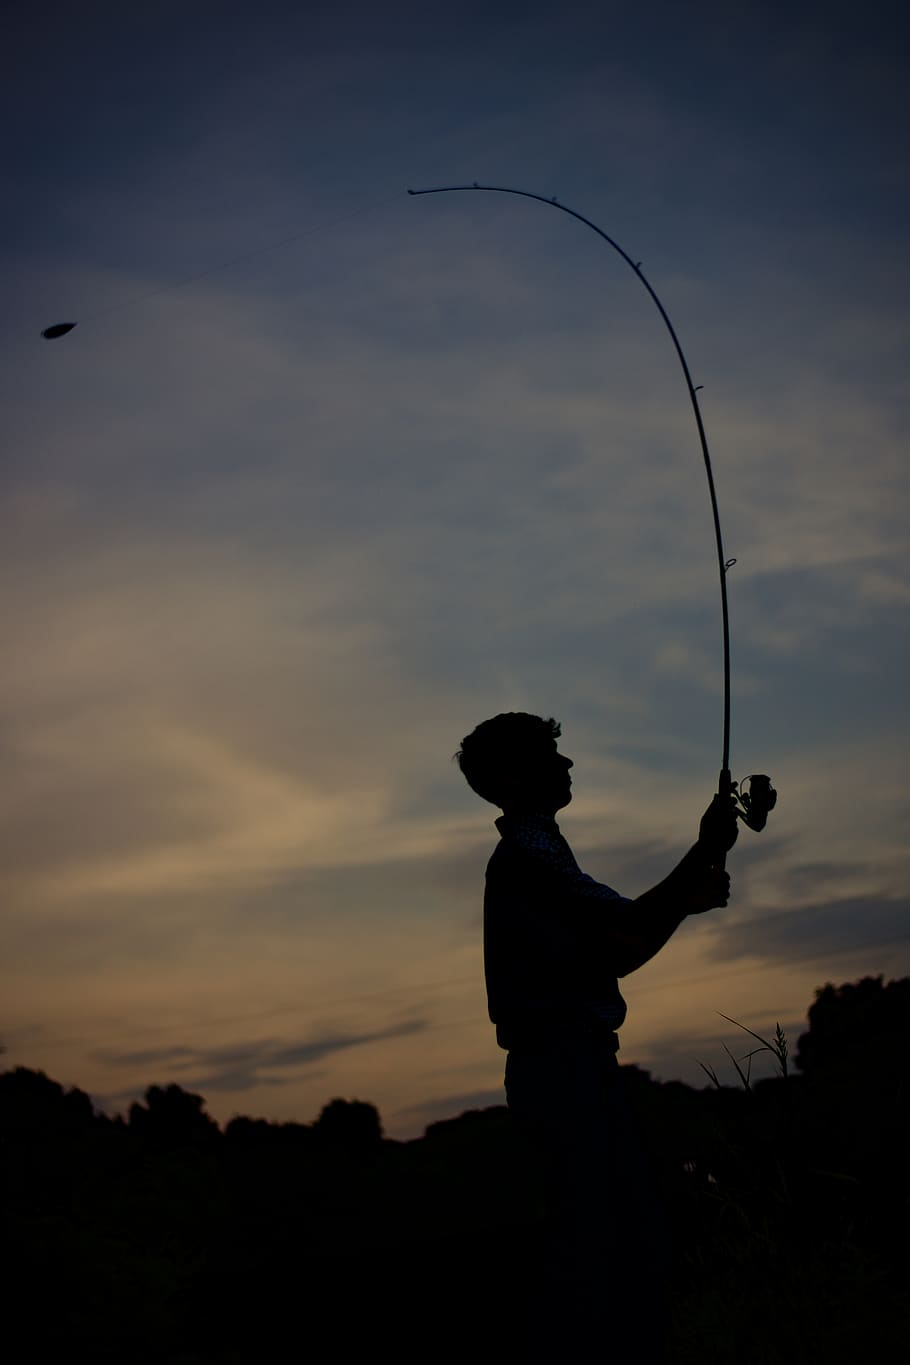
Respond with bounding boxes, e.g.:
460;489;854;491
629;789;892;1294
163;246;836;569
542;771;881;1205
614;842;713;976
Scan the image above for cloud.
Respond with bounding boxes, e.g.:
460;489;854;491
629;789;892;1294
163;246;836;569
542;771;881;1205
779;860;878;900
92;1017;430;1096
393;1087;507;1127
101;1045;197;1068
704;895;910;966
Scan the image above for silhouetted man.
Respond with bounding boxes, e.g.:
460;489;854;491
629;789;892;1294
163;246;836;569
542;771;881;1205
455;711;738;1364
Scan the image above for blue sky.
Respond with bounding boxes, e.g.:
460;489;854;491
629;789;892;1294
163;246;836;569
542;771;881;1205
1;0;908;1138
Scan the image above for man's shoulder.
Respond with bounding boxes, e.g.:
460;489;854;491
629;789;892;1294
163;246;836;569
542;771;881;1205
485;837;512;875
485;832;556;884
486;828;627;904
486;833;522;865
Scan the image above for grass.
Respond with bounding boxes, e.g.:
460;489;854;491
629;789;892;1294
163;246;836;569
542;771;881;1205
666;1009;909;1362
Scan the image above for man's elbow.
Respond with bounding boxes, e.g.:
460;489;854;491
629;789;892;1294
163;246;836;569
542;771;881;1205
615;945;645;978
615;932;662;976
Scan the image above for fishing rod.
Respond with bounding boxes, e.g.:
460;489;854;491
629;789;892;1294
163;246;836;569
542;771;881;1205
408;182;775;842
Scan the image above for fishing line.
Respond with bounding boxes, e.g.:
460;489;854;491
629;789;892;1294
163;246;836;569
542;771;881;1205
41;190;404;340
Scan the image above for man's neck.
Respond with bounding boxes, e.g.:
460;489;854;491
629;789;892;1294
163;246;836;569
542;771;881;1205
499;808;559;822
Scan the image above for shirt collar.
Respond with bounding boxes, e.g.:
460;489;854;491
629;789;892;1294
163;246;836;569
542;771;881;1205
495;812;561;837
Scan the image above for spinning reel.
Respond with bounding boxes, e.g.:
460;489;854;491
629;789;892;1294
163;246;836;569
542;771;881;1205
730;774;777;832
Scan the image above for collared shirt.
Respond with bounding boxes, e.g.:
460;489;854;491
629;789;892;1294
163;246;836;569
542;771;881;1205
483;812;630;1051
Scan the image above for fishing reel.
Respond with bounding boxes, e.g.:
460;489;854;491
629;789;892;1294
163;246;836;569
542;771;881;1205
730;774;777;832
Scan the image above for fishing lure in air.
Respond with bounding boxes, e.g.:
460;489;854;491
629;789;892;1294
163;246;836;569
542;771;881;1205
408;182;776;843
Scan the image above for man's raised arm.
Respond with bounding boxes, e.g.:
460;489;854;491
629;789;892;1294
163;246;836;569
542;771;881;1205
609;794;739;977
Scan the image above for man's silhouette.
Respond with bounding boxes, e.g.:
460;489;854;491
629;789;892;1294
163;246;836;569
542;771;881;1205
455;712;738;1363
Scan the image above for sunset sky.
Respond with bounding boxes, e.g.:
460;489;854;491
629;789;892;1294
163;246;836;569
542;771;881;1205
2;0;908;1140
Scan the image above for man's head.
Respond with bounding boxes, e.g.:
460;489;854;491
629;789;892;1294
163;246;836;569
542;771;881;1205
454;712;574;816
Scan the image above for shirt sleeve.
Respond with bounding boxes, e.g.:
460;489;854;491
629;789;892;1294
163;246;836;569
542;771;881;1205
503;822;630;905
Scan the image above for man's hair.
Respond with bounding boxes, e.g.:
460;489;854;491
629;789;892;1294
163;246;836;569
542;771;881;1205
454;712;561;807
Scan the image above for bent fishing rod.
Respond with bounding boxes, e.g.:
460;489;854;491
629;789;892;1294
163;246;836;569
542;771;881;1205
408;182;775;844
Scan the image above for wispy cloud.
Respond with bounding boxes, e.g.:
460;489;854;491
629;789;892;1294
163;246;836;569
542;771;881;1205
93;1017;430;1096
393;1087;508;1127
704;896;910;966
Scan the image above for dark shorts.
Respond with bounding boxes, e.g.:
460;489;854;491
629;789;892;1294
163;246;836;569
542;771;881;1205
504;1033;672;1362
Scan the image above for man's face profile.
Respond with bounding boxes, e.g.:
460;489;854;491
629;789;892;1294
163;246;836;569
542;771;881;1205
500;741;574;816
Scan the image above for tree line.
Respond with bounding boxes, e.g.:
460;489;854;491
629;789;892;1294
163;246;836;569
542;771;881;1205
3;974;908;1363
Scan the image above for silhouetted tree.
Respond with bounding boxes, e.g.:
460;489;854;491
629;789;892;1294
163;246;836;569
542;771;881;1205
312;1096;383;1150
0;1066;98;1221
796;974;910;1088
0;1065;94;1140
128;1082;220;1146
224;1113;273;1144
